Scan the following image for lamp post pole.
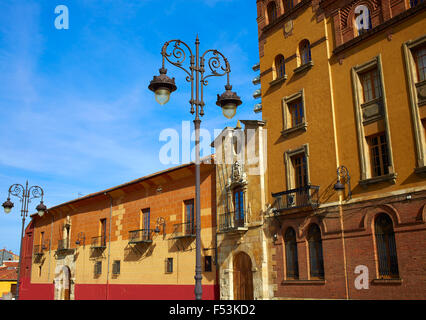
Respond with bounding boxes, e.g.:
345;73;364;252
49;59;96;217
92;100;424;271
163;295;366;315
149;36;242;300
2;181;47;300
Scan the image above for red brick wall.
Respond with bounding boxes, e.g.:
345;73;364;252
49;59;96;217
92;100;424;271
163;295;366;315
272;193;426;299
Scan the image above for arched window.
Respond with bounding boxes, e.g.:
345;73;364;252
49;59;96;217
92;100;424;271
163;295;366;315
375;213;399;278
308;224;324;279
275;54;285;79
283;0;294;12
299;40;311;65
284;227;299;279
267;1;278;24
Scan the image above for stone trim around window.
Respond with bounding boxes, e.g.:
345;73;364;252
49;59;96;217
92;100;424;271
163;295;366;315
281;89;307;137
283;144;310;191
402;34;426;173
351;55;396;185
293;60;314;74
270;75;288;86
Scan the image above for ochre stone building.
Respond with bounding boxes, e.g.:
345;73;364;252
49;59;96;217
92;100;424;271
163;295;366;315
19;162;218;300
213;120;270;300
257;0;426;299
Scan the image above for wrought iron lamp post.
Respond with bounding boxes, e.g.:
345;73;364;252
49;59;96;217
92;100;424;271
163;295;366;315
2;181;47;300
148;36;242;300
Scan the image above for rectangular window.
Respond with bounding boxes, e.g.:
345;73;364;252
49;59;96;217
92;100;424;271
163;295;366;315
368;133;390;177
414;45;426;82
100;218;107;247
288;99;304;128
233;188;245;227
184;199;194;235
112;260;120;275
291;153;308;188
360;68;382;103
281;89;307;136
142;208;150;230
205;256;212;272
166;258;173;273
94;261;102;275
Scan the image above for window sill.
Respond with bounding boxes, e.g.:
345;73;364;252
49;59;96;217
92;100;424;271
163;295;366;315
269;75;287;87
371;278;402;285
281;122;308;137
282;279;326;285
359;173;397;187
293;61;314;74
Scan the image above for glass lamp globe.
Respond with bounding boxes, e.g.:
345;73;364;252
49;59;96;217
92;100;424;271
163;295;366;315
155;88;171;106
221;103;237;119
36;202;47;217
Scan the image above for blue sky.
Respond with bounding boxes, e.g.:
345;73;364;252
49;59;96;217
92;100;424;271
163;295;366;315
0;0;261;253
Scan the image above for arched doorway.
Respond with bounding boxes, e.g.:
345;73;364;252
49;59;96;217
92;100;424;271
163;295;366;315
54;265;71;300
233;252;253;300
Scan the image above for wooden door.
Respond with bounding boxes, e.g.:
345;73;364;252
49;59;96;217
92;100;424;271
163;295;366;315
233;252;253;300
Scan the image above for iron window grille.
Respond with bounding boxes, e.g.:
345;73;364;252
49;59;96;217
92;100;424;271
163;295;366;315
284;227;299;279
375;214;399;278
94;261;102;275
165;258;173;273
205;256;212;272
112;260;120;275
308;224;325;279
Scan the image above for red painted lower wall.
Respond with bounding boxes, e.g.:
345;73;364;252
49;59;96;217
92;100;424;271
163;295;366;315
19;278;54;300
20;281;219;300
77;284;219;300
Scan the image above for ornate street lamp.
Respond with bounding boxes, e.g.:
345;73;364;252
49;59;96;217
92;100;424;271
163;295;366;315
2;181;46;300
334;166;352;200
148;36;242;300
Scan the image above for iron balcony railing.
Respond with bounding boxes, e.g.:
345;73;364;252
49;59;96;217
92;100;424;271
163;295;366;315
91;235;107;249
128;229;153;244
171;221;195;239
33;245;44;256
218;211;246;232
57;239;69;251
272;185;320;212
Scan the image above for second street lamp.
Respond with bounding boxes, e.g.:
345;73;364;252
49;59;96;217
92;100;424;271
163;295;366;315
2;181;47;300
148;36;242;300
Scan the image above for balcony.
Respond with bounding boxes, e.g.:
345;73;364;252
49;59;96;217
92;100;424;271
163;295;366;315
170;222;195;239
252;75;261;85
128;229;153;244
272;185;320;212
253;89;261;99
33;244;46;256
91;236;107;249
254;103;262;113
57;239;69;252
218;211;247;233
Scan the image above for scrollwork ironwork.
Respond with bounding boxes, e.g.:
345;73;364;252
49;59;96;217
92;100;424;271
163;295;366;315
201;49;230;85
162;40;194;79
8;184;24;200
29;185;44;201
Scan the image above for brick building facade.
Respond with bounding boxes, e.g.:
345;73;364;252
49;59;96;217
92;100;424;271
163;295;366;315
19;161;218;300
256;0;426;299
